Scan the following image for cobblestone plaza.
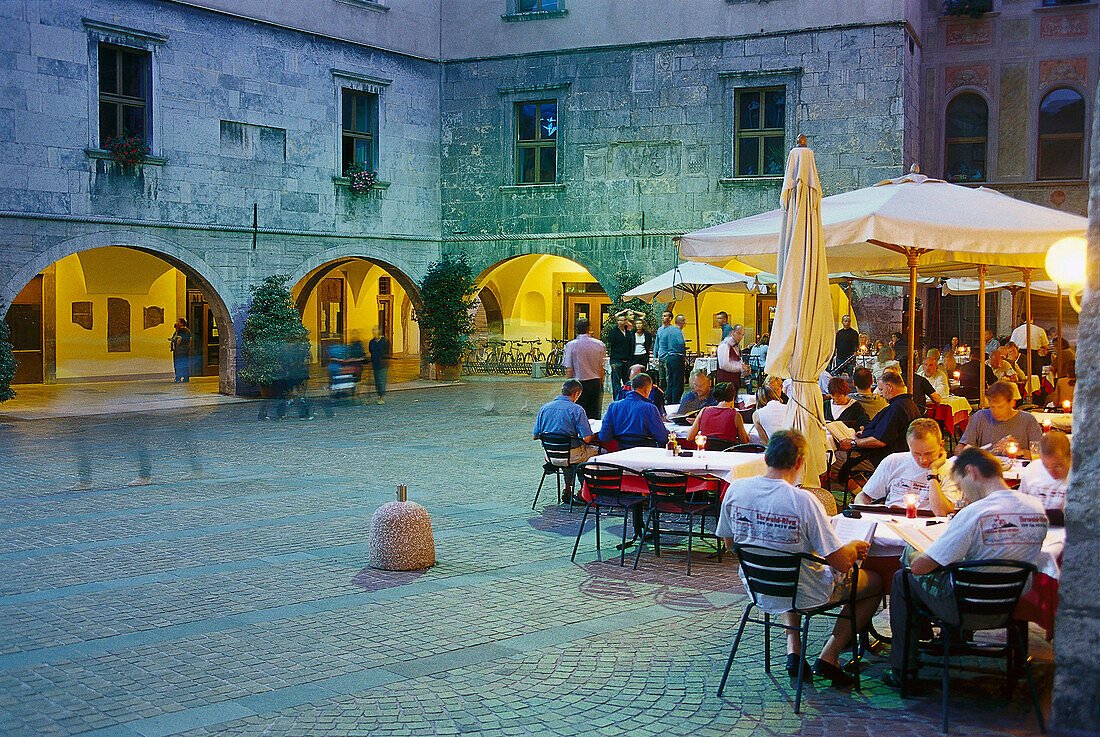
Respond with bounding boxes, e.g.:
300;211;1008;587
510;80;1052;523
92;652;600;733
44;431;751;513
0;380;1053;736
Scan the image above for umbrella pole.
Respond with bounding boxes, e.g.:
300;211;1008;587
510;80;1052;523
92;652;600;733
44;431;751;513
693;288;702;356
1057;285;1064;361
979;265;987;409
1024;267;1033;384
906;251;919;389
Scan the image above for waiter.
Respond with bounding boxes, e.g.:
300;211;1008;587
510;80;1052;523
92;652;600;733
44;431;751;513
717;323;745;388
834;314;858;371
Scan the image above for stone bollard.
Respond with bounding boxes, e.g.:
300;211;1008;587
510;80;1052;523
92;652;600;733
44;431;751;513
367;486;435;571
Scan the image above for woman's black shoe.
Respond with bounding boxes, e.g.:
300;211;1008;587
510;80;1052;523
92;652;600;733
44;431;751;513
813;658;855;687
786;653;814;681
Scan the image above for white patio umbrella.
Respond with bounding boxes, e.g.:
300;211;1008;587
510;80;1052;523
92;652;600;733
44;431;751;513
679;166;1087;387
622;262;756;351
765;137;832;484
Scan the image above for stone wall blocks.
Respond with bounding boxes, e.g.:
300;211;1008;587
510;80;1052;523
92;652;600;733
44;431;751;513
745;36;785;58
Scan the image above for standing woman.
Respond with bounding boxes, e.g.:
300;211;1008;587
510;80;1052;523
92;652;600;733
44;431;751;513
632;318;653;372
170;319;192;383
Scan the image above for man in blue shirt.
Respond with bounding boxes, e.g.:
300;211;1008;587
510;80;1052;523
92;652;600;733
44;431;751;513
533;379;599;500
678;371;719;415
655;312;687;402
599;373;668;449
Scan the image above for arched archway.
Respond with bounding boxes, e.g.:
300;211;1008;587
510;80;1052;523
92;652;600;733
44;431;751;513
290;255;423;384
1;232;239;394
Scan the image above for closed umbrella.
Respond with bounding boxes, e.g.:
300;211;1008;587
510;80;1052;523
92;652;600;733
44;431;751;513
765;137;832;484
622;262;756;351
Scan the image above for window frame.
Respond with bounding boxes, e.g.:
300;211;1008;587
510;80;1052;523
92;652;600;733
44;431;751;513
83;19;166;156
341;87;379;175
514;100;559;185
1037;85;1087;182
734;87;787;178
942;91;989;183
331;68;392;180
97;43;151;145
719;69;800;183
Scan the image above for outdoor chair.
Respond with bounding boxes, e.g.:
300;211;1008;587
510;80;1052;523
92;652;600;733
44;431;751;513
533;433;580;510
612;433;661;451
633;470;718;575
899;560;1044;733
723;443;767;453
571;462;648;566
718;544;863;713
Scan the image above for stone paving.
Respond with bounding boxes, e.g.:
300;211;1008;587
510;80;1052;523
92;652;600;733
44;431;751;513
0;378;1050;736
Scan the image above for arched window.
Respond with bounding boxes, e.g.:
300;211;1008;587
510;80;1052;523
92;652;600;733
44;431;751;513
1038;87;1086;181
943;93;988;183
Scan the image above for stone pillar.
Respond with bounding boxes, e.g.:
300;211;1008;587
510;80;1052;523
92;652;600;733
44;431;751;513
1050;80;1100;736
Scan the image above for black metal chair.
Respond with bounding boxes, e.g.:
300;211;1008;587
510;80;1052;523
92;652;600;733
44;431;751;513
717;544;863;713
723;443;767;453
571;462;648;567
613;433;661;450
899;560;1044;733
533;433;581;510
633;470;717;575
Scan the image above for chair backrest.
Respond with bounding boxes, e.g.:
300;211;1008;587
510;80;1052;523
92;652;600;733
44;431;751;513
724;443;767;453
538;433;576;467
705;436;735;451
733;544;806;608
615;433;660;450
948;560;1036;630
578;462;625;499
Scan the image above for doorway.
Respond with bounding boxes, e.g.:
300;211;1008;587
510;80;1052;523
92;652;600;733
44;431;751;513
756;295;777;338
187;285;220;377
565;293;611;338
6;275;44;384
377;275;393;344
317;276;345;362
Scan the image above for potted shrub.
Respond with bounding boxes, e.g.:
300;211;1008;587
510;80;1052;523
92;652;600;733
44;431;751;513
0;299;17;402
416;255;476;381
103;134;150;170
239;275;311;395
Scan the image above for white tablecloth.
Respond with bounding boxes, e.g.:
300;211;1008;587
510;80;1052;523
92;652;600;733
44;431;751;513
1030;411;1072;432
832;511;1063;579
940;395;972;416
595;446;766;480
692;357;718;374
589;421;756;443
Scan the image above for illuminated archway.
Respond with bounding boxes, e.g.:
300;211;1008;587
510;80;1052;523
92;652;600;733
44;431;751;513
1;233;237;393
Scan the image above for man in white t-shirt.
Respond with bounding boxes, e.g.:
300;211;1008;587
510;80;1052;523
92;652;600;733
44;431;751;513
883;447;1048;686
1020;431;1069;514
718;430;882;687
853;418;959;516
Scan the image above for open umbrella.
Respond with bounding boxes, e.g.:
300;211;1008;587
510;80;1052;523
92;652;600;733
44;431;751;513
765;137;832;484
622;262;756;351
679;166;1087;387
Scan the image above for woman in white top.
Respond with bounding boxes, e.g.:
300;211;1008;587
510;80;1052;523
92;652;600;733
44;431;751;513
871;346;900;382
751;385;787;443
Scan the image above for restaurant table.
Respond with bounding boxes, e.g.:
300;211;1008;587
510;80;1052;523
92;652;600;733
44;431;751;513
926;395;972;437
579;446;767;502
1029;410;1072;433
692;356;718;374
833;511;1064;637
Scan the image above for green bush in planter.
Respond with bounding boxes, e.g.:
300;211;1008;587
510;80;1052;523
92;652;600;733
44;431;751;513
416;255;476;368
239;275;311;388
0;299;17;403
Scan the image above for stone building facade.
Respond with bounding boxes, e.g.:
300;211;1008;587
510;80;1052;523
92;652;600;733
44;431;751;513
0;0;1095;390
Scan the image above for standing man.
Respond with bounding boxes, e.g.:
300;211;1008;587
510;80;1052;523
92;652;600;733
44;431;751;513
717;322;745;388
716;311;733;341
607;312;635;394
368;325;391;405
834;314;859;372
656;312;688;402
1009;321;1049;376
170;319;192;383
563;318;607;420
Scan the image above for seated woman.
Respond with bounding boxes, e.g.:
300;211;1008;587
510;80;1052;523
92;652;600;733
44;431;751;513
686;382;750;448
871;346;900;382
1052;354;1076;409
823;376;869;429
751;385;786;443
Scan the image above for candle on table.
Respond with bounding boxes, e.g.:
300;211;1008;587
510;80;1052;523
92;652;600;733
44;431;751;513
905;493;918;519
696;434;707;452
1063;400;1072;412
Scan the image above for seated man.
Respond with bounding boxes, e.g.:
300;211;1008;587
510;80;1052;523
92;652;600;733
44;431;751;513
837;370;922;465
532;379;600;501
598;373;668;449
614;364;667;418
917;354;950;398
1019;430;1069;517
848;366;887;420
678;370;718;415
989;347;1019;383
957;381;1042;459
717;430;882;686
887;365;941;413
957;352;996;401
853;418;959;517
884;447;1049;687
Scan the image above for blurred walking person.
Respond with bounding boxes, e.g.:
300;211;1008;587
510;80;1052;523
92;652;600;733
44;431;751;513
369;325;391;404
